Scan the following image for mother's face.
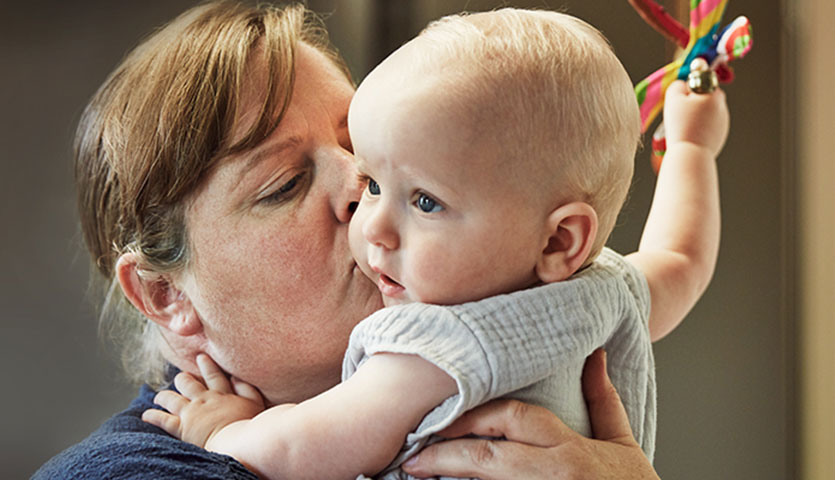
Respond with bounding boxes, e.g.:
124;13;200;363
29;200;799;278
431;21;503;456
178;44;383;404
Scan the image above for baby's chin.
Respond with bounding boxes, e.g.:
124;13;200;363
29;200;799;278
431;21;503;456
381;295;411;308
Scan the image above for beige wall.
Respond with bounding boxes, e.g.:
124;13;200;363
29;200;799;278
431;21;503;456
796;0;835;477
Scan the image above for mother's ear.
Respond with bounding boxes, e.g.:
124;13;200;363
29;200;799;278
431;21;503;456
115;253;203;337
536;202;598;284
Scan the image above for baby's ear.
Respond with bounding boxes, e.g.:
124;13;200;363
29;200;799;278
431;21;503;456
115;253;203;337
536;202;598;284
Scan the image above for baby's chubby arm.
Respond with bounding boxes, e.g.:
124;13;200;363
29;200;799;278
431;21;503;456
627;80;729;341
144;353;456;480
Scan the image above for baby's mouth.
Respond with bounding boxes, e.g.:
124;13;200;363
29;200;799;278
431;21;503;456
380;274;402;288
375;271;406;298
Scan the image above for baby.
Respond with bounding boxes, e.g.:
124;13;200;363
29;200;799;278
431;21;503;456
144;8;727;480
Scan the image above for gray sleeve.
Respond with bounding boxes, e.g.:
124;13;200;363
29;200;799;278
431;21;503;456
594;248;656;460
595;247;652;323
343;303;494;439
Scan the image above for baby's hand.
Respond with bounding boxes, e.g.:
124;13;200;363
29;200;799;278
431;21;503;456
663;79;730;159
142;354;265;448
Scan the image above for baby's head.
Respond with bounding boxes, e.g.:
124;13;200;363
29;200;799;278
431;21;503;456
348;9;640;306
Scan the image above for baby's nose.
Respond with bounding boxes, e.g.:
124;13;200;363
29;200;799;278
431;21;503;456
363;206;399;251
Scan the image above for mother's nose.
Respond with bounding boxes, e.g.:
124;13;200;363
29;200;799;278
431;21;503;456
327;148;364;224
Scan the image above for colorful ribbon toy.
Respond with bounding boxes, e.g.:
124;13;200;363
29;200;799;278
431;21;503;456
630;0;753;172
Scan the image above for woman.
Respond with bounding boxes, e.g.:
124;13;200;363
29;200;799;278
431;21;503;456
35;2;657;478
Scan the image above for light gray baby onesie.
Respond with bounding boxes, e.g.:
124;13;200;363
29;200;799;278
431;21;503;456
344;247;655;479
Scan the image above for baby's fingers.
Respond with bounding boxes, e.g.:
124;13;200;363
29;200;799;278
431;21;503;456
666;78;690;99
231;377;265;406
142;408;181;439
153;389;189;414
174;371;208;399
197;354;233;394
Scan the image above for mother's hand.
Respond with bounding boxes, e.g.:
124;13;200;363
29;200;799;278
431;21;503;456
401;349;660;480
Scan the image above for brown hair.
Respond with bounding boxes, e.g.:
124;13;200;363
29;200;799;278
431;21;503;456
75;1;349;386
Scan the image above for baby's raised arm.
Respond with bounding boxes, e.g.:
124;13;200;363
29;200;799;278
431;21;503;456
626;80;729;341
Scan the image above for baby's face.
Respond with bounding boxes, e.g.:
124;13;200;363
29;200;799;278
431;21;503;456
347;47;545;307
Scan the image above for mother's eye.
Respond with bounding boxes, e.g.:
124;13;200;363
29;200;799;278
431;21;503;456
260;172;306;204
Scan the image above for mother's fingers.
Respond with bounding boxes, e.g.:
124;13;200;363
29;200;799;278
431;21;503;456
582;349;636;444
402;437;568;480
436;399;576;448
402;438;506;479
196;353;233;394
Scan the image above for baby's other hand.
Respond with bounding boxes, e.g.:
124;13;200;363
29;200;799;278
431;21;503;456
141;354;265;448
663;79;730;159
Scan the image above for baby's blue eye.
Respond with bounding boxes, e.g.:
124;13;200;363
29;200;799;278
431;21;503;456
368;178;380;195
416;193;443;213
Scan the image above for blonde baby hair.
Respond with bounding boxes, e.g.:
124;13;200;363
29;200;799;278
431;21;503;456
414;8;641;259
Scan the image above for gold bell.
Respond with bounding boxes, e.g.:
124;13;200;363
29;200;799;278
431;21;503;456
687;57;718;94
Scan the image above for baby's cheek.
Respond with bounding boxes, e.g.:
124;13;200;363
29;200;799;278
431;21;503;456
411;251;469;305
347;217;366;262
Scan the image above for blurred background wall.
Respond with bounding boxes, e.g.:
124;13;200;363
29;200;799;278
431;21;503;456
1;0;808;478
794;0;835;478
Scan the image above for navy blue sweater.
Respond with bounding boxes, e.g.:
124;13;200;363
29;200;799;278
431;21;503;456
32;384;258;479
